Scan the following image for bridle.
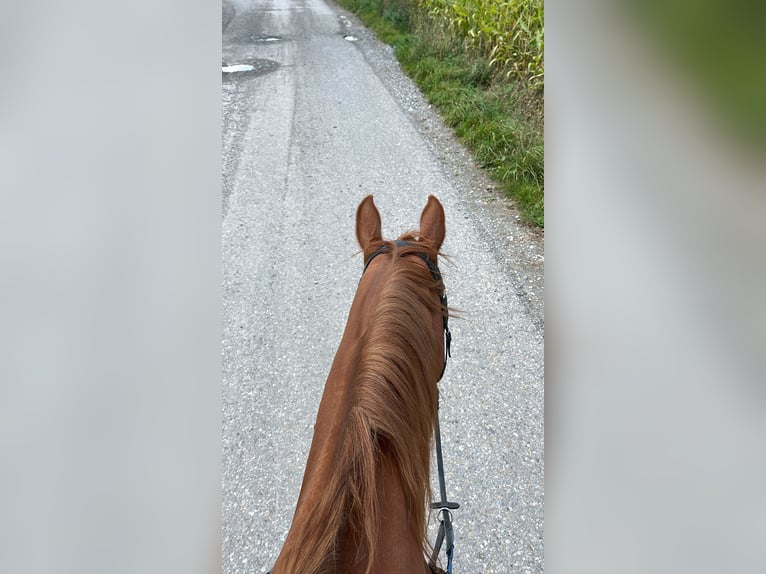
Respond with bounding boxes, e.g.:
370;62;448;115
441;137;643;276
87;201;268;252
362;240;459;574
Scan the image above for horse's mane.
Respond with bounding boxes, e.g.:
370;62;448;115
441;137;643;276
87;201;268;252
277;236;446;574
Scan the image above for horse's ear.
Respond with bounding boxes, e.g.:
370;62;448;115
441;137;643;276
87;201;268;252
356;195;382;252
419;195;445;252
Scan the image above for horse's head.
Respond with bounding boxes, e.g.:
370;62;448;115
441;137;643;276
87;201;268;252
355;194;449;385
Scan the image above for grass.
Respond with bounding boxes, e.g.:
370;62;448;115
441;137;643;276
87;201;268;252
334;0;544;227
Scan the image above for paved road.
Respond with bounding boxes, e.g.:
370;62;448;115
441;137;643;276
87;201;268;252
222;1;544;572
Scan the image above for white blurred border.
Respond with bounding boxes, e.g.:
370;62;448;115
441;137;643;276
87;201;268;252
548;1;765;572
1;1;222;573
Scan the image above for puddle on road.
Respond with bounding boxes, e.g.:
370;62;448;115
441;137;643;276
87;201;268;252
251;36;282;43
222;58;280;80
222;64;254;73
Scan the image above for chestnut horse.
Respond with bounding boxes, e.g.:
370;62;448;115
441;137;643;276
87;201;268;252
270;195;450;574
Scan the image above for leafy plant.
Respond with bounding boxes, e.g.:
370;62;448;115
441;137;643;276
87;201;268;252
420;0;544;90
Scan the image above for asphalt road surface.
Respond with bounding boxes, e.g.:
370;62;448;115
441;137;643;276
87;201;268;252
222;0;544;572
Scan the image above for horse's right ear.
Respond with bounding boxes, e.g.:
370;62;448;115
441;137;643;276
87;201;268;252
356;195;382;254
419;195;445;252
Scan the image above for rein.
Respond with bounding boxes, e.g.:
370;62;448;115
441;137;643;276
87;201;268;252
363;240;459;574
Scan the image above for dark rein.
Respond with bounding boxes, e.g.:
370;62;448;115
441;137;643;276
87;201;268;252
363;240;459;574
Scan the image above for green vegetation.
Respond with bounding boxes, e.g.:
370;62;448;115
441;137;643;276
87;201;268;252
420;0;544;90
335;0;544;227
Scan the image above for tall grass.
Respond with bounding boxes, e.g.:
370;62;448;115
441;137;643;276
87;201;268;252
420;0;544;90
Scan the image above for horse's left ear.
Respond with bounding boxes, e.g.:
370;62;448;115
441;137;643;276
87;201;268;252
356;195;382;254
419;195;445;252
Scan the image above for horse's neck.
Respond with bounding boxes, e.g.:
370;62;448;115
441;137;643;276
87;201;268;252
336;459;427;574
294;359;427;570
290;281;386;510
274;273;432;573
280;365;427;573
